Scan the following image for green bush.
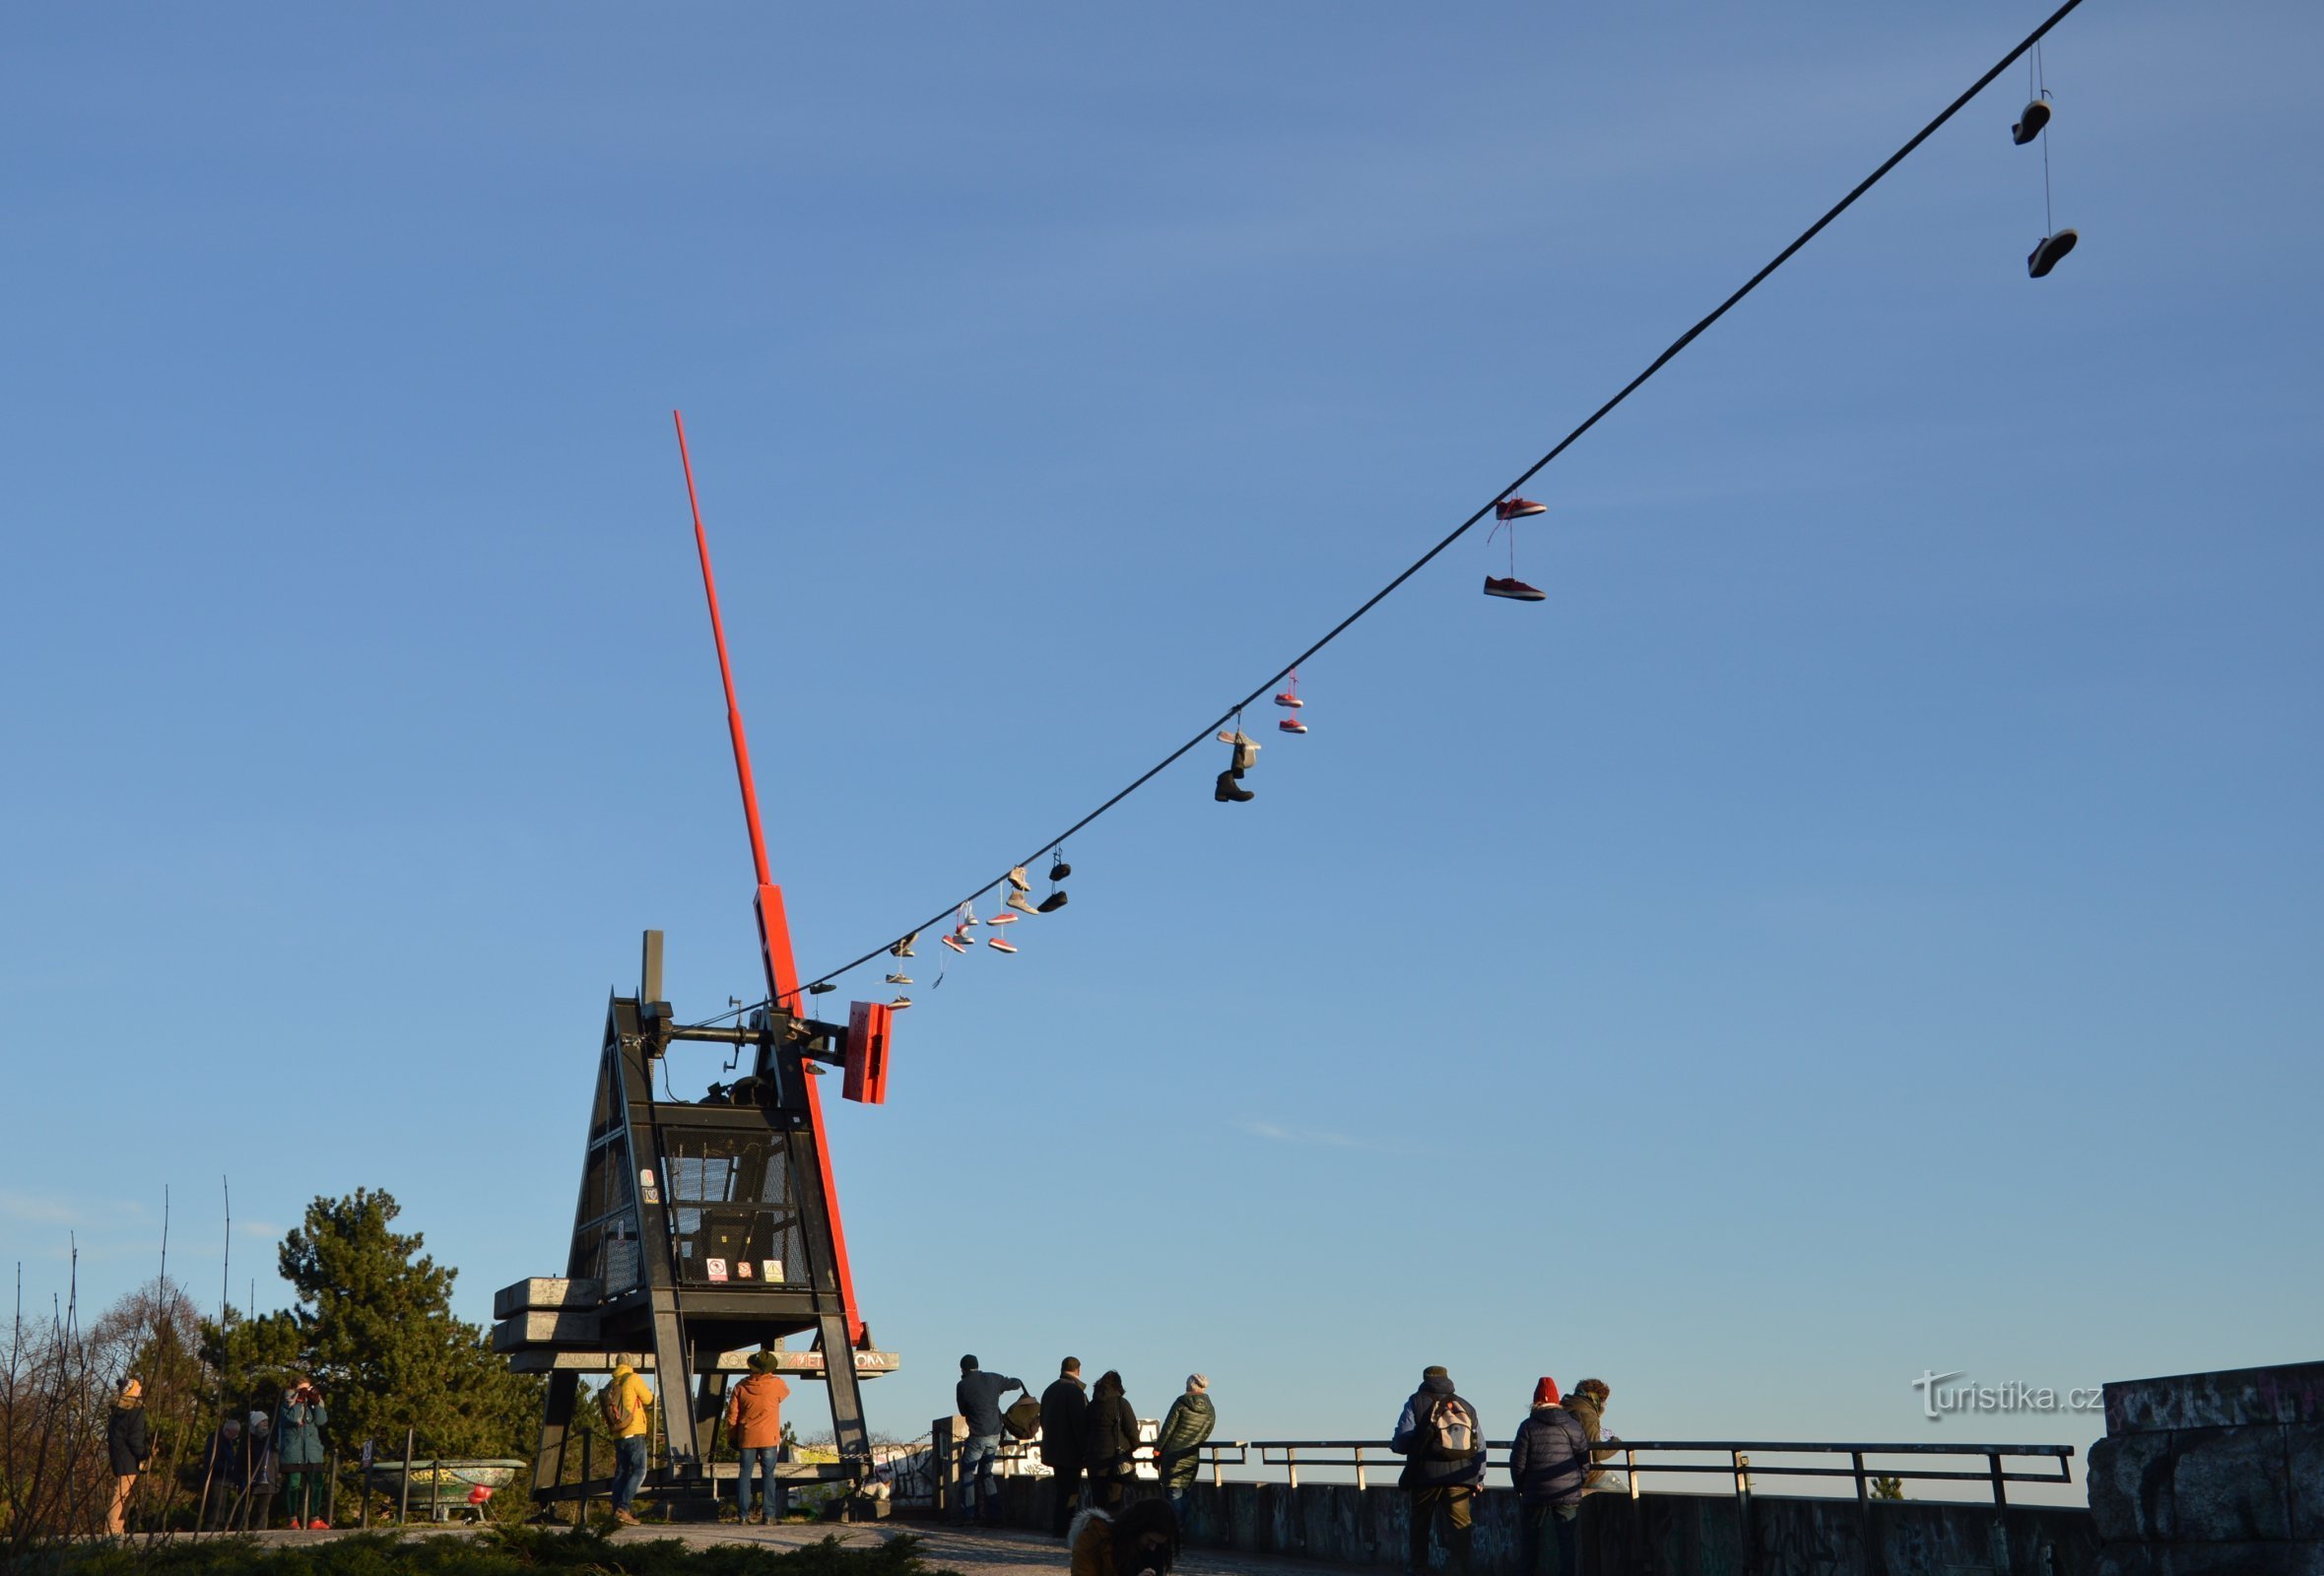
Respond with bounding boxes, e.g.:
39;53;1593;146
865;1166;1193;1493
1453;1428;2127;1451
14;1527;959;1576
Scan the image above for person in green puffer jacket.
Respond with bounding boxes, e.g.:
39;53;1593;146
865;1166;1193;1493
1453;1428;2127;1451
1155;1376;1215;1512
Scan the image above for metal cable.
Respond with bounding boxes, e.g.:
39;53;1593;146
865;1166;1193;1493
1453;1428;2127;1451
784;0;2092;1003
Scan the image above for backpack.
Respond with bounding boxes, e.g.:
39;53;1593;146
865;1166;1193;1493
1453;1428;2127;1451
1427;1396;1478;1459
600;1382;634;1432
1003;1395;1043;1441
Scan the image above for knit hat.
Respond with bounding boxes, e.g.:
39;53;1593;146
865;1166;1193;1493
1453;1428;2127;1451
961;1354;979;1372
1187;1374;1208;1392
1532;1377;1561;1408
1423;1365;1450;1381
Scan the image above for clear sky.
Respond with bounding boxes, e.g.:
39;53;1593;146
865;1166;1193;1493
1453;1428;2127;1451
5;2;2319;1494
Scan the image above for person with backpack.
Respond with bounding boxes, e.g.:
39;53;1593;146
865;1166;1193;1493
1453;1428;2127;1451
1508;1377;1592;1575
1039;1357;1091;1537
1083;1370;1141;1513
1155;1375;1215;1514
724;1351;792;1525
1390;1364;1488;1576
603;1361;656;1525
953;1354;1026;1526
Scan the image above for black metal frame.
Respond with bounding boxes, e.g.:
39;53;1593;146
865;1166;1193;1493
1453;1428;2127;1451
530;934;872;1507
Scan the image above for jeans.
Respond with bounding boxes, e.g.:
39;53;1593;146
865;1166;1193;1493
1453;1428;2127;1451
1516;1500;1579;1576
736;1445;786;1520
613;1435;650;1511
1406;1485;1475;1575
959;1433;1002;1521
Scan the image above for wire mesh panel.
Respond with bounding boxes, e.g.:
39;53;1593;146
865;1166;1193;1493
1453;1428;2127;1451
658;1127;808;1286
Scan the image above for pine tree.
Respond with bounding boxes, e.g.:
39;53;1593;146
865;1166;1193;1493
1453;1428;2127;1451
240;1189;539;1459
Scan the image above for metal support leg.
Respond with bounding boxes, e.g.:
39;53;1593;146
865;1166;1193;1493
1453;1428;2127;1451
651;1307;700;1464
535;1372;579;1499
819;1313;871;1468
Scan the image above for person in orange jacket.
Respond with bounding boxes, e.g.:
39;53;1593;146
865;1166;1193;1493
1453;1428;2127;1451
725;1351;792;1525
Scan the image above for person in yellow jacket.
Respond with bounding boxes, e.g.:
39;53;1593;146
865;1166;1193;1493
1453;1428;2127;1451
604;1363;655;1525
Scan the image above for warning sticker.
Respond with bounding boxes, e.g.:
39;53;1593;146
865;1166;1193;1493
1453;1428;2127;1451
705;1258;729;1283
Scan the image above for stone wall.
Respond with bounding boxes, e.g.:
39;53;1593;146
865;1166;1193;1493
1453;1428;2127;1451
987;1477;2097;1575
2088;1360;2324;1576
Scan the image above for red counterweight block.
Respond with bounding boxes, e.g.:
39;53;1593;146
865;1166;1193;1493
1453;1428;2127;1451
843;1001;894;1104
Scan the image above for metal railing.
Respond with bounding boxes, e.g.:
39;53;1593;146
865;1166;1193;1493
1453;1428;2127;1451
988;1438;2070;1507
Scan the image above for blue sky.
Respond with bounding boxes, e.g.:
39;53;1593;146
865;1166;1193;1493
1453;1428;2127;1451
5;2;2318;1492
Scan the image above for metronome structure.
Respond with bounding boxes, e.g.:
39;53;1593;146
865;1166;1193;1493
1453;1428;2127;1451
497;415;901;1512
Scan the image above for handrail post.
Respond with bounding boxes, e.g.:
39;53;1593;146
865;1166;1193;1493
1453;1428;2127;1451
582;1431;594;1524
1989;1452;2007;1507
1287;1445;1298;1490
1355;1445;1366;1492
398;1428;415;1524
429;1447;442;1524
1627;1447;1640;1501
1734;1451;1757;1576
328;1448;339;1527
1852;1451;1867;1504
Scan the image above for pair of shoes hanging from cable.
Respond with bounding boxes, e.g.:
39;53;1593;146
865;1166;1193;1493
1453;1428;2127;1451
1275;670;1308;735
1214;725;1259;803
2014;44;2077;278
1037;849;1070;912
1485;496;1550;601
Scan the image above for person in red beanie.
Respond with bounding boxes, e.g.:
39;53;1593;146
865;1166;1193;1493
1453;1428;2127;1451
1507;1376;1590;1574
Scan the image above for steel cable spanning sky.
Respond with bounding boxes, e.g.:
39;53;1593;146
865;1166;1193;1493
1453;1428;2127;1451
743;0;2092;1015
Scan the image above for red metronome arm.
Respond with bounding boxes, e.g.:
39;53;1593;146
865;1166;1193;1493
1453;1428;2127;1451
673;409;866;1346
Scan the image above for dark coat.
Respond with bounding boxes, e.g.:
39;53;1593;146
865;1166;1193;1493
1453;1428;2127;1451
956;1369;1024;1438
106;1406;151;1476
1507;1403;1592;1504
1085;1378;1141;1479
1156;1393;1215;1490
1040;1376;1090;1470
1391;1379;1487;1489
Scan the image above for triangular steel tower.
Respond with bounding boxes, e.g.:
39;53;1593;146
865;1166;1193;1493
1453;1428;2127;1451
498;415;899;1514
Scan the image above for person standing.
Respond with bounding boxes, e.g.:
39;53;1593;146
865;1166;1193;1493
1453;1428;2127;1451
199;1414;246;1531
954;1355;1027;1526
1390;1364;1487;1576
1508;1377;1591;1575
1561;1378;1618;1492
725;1352;792;1525
604;1361;656;1525
1083;1370;1140;1514
104;1377;150;1535
243;1410;279;1530
276;1377;330;1529
1156;1375;1215;1515
1040;1357;1091;1537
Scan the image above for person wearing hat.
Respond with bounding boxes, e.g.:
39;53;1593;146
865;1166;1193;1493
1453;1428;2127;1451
953;1355;1027;1526
104;1377;151;1535
243;1409;279;1529
1389;1364;1487;1576
725;1350;793;1525
1155;1375;1216;1515
1508;1377;1591;1575
604;1361;656;1525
